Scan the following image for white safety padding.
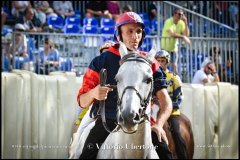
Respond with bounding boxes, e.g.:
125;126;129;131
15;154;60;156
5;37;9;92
230;85;238;159
75;75;83;93
191;84;206;159
75;75;83;113
184;84;206;158
32;74;47;158
75;75;83;103
204;83;219;159
50;72;78;158
2;72;24;158
1;73;7;159
38;75;58;158
11;70;32;159
181;83;194;122
30;73;45;159
49;71;65;76
66;72;80;123
181;83;206;159
217;82;235;158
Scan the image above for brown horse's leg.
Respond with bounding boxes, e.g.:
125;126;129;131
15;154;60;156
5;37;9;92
164;114;195;159
179;113;195;159
168;116;189;159
163;121;177;158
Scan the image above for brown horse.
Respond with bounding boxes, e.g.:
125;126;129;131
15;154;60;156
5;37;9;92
163;113;194;159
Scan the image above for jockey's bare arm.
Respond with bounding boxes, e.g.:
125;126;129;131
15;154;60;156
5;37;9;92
152;88;172;145
79;85;113;108
151;67;173;144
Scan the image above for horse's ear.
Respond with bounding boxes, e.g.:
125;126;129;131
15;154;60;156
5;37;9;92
147;43;157;62
119;41;128;58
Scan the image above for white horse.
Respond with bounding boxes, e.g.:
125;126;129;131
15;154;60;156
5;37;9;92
69;108;95;159
69;42;159;159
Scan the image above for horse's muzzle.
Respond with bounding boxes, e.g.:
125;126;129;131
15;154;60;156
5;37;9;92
117;109;141;133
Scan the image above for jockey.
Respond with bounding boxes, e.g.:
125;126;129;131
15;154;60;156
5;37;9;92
72;40;115;131
77;12;173;159
154;50;188;159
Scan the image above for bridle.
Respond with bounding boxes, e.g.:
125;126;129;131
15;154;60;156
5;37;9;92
117;53;153;127
99;53;153;134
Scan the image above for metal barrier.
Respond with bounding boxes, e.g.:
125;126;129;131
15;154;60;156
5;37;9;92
1;32;239;84
157;1;238;38
177;37;239;84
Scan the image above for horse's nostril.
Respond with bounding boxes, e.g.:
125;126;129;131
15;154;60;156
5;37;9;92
134;113;140;122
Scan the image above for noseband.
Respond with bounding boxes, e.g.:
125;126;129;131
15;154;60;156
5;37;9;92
117;53;153;124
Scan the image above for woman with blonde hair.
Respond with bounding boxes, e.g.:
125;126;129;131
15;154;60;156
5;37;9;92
35;38;60;75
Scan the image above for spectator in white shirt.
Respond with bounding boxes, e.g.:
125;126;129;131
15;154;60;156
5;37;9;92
192;60;220;84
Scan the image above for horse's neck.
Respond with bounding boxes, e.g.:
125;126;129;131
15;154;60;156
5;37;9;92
116;120;152;145
97;120;153;159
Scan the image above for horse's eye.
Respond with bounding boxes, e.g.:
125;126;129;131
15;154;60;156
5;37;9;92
145;78;152;84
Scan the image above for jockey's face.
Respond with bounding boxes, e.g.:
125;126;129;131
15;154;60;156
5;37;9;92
156;57;168;70
120;23;143;51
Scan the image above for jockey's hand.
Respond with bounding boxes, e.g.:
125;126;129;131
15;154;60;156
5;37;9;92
151;124;168;145
92;84;113;100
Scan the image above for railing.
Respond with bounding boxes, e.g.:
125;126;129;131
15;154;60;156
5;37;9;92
157;1;238;38
176;37;238;83
2;32;239;84
3;1;238;38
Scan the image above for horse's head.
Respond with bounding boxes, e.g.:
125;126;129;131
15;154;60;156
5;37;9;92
115;41;157;133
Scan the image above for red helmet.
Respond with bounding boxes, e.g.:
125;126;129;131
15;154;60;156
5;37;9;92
114;12;145;48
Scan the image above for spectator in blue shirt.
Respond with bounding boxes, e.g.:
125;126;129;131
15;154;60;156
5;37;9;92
35;38;60;75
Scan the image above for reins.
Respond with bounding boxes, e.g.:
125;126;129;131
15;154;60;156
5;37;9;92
98;68;120;133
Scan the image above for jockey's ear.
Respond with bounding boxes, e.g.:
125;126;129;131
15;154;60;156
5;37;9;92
119;41;128;58
147;44;157;62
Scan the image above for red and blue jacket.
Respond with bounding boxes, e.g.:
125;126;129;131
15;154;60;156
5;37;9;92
77;45;167;120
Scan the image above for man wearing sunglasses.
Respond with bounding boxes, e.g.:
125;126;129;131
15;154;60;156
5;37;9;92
161;8;191;75
192;61;220;84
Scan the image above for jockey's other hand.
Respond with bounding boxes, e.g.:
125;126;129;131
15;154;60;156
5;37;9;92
151;124;169;145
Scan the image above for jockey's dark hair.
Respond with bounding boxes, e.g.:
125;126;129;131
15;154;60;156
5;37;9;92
118;27;123;42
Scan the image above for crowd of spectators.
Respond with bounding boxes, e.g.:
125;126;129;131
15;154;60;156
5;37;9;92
2;1;238;35
2;1;136;33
